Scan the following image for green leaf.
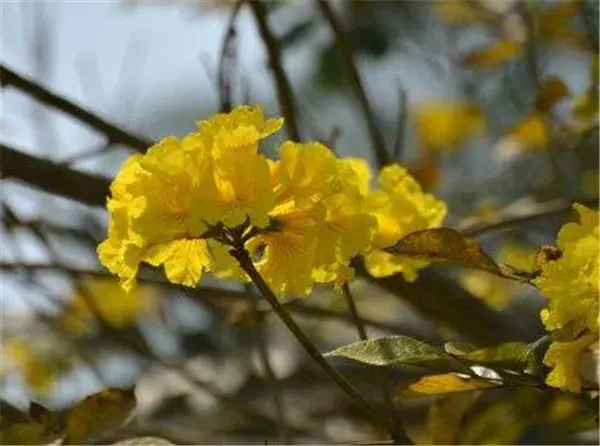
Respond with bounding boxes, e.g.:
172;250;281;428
386;228;503;275
457;342;531;369
325;335;467;371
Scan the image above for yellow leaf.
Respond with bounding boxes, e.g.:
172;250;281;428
507;114;549;150
414;101;485;153
535;77;570;112
404;374;499;396
462;40;522;68
28;402;67;435
0;421;63;445
64;388;137;445
386;228;502;276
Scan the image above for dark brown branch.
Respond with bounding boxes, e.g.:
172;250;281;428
1;143;110;207
316;0;390;167
248;0;301;141
1;64;152;151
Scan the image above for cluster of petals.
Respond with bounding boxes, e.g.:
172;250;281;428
534;203;599;392
98;105;447;298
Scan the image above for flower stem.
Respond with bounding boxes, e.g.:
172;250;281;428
230;243;405;442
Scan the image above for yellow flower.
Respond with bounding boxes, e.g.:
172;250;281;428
364;164;447;281
59;278;158;333
249;142;375;297
534;203;599;391
536;204;599;335
543;332;597;393
98;105;281;291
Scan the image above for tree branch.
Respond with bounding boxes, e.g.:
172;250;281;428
1;143;110;207
248;0;301;141
1;64;152;151
316;0;390;167
218;0;243;112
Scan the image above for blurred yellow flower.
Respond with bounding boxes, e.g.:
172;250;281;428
498;239;537;273
458;270;513;310
2;338;71;394
534;203;599;391
462;40;523;68
571;55;599;130
414;101;486;153
59;278;159;333
364;164;447;281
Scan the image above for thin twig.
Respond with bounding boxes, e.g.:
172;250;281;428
459;197;599;237
392;89;408;162
341;284;411;445
218;0;243;112
0;64;151;151
229;242;400;442
316;0;390;168
248;0;301;141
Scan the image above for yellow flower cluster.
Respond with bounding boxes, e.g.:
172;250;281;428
534;203;599;392
98;105;447;297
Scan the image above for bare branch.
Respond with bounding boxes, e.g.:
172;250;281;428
248;0;301;141
316;0;390;167
1;64;152;151
1;143;110;207
459;197;599;237
218;0;243;112
392;89;408;162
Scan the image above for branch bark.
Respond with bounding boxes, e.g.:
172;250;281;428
1;143;110;207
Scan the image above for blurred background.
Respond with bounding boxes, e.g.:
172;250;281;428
1;0;598;444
